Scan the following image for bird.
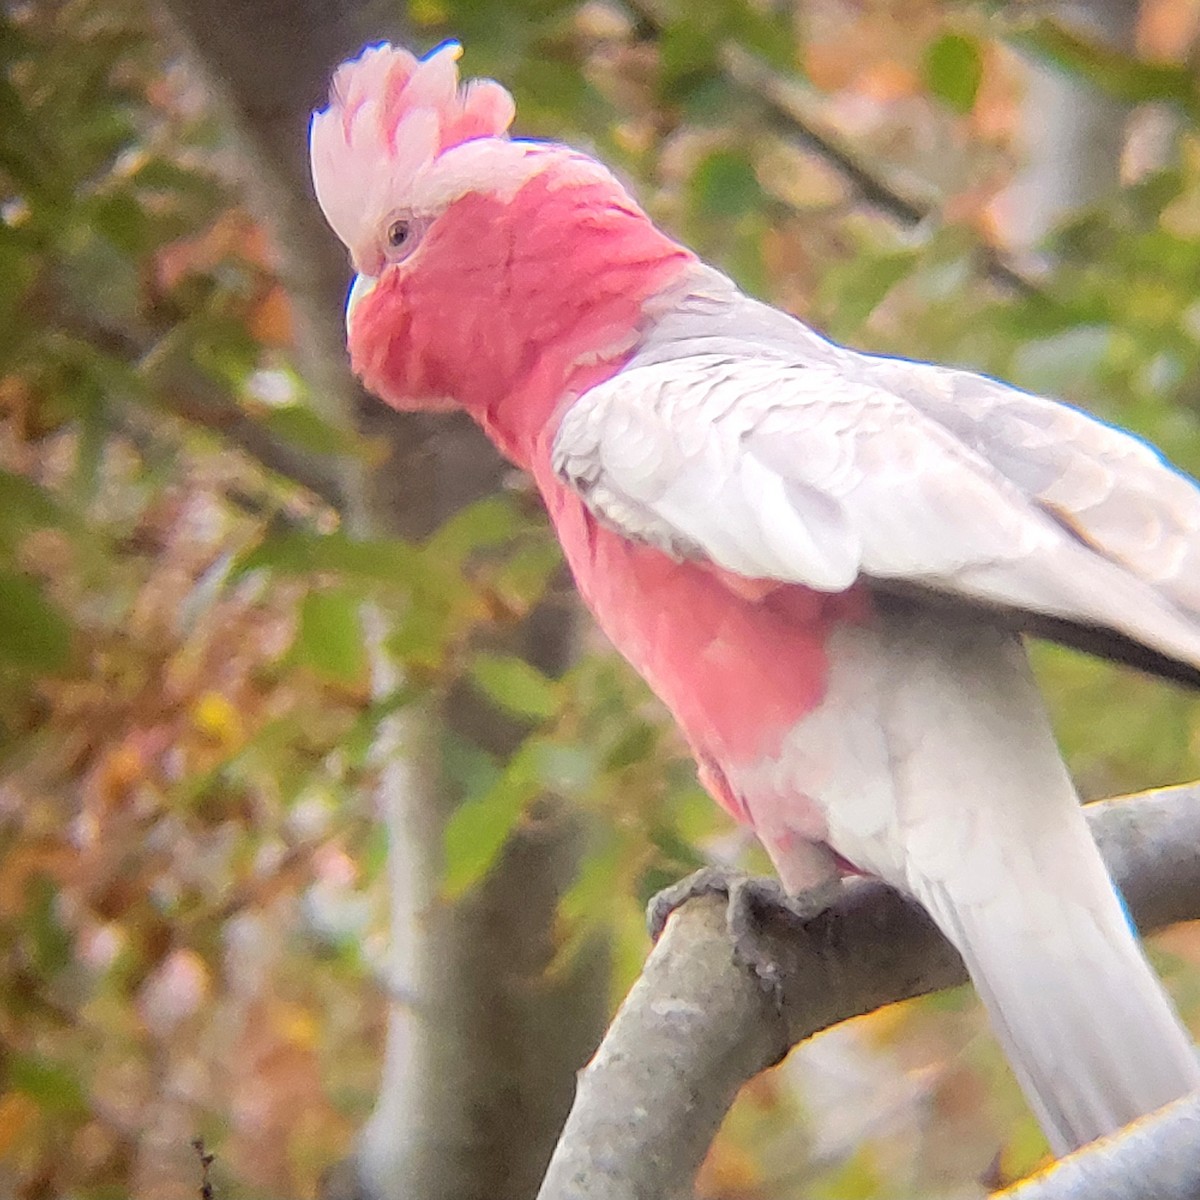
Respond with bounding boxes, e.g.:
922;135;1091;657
309;39;1200;1155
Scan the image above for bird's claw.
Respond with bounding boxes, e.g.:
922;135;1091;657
647;866;838;1003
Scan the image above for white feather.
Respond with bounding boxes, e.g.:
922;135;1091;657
550;262;1200;1151
552;268;1200;672
727;606;1200;1154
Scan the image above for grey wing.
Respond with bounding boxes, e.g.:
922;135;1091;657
867;353;1200;614
552;353;1200;684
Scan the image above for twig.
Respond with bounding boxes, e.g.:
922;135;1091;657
718;45;1042;297
1007;15;1200;118
47;305;353;511
624;0;1042;298
192;1136;215;1200
719;43;935;227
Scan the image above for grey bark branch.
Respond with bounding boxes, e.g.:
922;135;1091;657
624;0;932;225
998;1091;1200;1200
538;784;1200;1200
717;45;933;227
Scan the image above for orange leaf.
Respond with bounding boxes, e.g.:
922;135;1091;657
1140;0;1200;61
0;1092;40;1159
1155;919;1200;964
248;284;294;347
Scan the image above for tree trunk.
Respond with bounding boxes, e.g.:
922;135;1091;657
157;4;607;1197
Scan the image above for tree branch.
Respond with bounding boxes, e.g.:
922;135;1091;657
716;45;1041;298
998;1091;1200;1200
538;783;1200;1200
624;0;1041;297
49;302;353;510
717;43;935;227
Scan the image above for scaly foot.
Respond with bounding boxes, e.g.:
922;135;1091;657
647;866;841;1000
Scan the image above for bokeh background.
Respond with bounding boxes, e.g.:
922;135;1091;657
2;0;1199;1196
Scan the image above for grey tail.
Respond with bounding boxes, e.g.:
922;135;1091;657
913;862;1200;1154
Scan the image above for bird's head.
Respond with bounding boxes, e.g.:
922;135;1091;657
311;41;519;292
310;41;691;457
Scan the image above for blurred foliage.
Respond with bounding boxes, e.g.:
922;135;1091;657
2;0;1200;1197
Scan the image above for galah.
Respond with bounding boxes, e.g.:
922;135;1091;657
310;41;1200;1154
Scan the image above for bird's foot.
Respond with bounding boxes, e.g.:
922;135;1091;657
647;866;839;1002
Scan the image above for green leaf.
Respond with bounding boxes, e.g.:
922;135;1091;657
1009;19;1199;114
691;150;763;221
426;495;525;565
294;588;367;683
88;188;148;255
388;597;454;668
0;570;72;672
441;732;500;801
726;3;799;72
490;538;562;608
261;403;367;458
25;875;72;976
659;24;720;98
0;237;37;330
512;57;591;129
131;155;225;217
726;212;768;297
923;33;983;114
678;74;742;123
469;653;561;721
236;529;417;584
8;1052;85;1115
0;73;60;201
0;470;69;551
604;719;658;771
823;250;919;333
442;744;539;899
808;1145;882;1200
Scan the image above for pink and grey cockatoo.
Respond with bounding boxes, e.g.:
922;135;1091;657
310;41;1200;1154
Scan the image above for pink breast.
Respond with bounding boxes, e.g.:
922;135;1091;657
535;469;870;791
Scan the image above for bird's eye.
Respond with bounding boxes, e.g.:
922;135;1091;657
387;219;410;248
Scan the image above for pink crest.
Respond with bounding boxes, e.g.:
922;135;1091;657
310;41;516;259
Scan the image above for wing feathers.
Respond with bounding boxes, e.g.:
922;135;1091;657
873;356;1200;614
553;346;1200;681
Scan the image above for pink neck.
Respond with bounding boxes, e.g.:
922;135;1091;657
350;156;694;466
